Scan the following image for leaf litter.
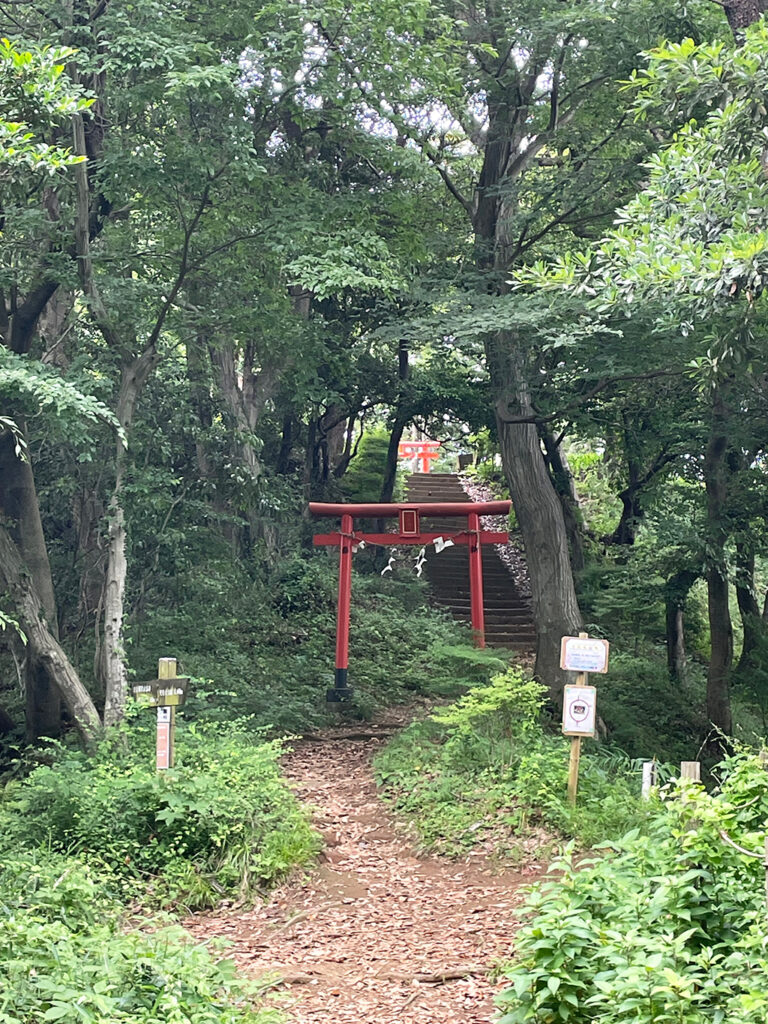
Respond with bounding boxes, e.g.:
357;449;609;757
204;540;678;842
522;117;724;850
185;706;541;1023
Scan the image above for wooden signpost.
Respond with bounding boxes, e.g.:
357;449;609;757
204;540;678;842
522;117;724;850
561;632;609;806
131;657;189;771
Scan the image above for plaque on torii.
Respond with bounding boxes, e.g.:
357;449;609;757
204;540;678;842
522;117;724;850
310;499;512;702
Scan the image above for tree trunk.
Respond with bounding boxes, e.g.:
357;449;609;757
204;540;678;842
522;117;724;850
723;0;768;35
277;415;295;476
735;538;763;673
539;427;586;573
380;341;411;504
0;431;63;739
489;337;582;701
101;496;128;726
100;350;160;726
469;80;584;702
610;464;647;548
703;386;733;735
664;569;698;683
0;525;101;746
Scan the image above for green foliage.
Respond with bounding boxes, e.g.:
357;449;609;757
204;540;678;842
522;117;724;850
0;852;280;1024
0;349;123;444
523;22;768;369
129;549;486;733
339;426;392;502
0;37;91;185
375;667;651;855
597;651;707;765
496;749;768;1024
0;722;318;908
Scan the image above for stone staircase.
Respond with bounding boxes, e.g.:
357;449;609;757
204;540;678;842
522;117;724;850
405;473;536;650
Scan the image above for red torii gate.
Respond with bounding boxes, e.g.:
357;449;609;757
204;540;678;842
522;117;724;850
310;500;511;702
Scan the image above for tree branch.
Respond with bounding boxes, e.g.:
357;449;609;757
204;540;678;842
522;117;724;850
497;369;685;424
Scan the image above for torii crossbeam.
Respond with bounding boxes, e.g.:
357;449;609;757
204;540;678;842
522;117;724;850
310;500;511;702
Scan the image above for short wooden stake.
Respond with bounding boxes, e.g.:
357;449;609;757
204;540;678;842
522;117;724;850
156;657;176;771
641;760;657;799
567;735;582;807
680;761;701;782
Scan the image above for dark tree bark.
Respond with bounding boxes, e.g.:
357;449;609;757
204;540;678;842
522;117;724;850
489;336;582;701
703;386;733;734
0;431;62;739
735;538;763;673
723;0;768;35
469;74;584;699
664;569;698;683
0;524;101;747
276;415;296;476
380;341;411;504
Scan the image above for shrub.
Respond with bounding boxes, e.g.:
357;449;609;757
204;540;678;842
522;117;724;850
496;748;768;1024
0;722;318;908
0;852;280;1024
375;667;652;855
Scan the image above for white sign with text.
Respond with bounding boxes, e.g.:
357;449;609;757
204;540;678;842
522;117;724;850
560;635;610;674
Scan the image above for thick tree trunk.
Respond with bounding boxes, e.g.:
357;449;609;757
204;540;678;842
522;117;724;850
0;431;63;739
704;386;733;735
723;0;768;35
469;76;583;702
489;337;582;701
0;525;101;746
664;569;698;683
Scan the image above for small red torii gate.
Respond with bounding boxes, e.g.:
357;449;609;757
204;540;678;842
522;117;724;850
310;500;511;702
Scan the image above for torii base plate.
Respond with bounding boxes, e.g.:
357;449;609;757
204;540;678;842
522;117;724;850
326;687;355;703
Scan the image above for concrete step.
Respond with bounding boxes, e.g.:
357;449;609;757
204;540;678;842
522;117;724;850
405;472;534;652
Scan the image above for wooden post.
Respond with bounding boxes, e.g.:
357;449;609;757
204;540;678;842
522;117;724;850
156;657;176;770
567;734;582;807
680;761;701;781
333;513;354;696
641;760;657;799
567;660;589;806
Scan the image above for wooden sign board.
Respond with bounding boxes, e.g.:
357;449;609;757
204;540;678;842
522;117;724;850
560;636;610;674
562;684;597;737
132;677;189;707
156;707;173;770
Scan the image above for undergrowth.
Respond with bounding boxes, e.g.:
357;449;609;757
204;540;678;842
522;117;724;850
0;718;318;910
128;554;492;733
496;748;768;1023
0;719;315;1022
0;852;280;1024
374;666;656;857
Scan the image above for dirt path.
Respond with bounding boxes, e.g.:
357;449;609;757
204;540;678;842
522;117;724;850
186;709;539;1023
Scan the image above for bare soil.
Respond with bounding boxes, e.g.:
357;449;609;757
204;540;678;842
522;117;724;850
185;707;542;1023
